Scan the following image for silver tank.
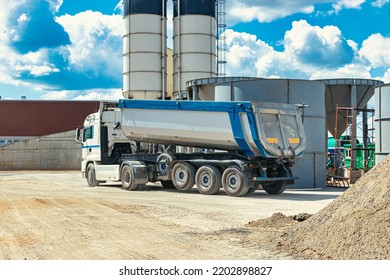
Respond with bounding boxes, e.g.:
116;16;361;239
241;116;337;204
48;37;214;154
375;84;390;163
215;78;326;189
173;0;217;96
123;0;167;99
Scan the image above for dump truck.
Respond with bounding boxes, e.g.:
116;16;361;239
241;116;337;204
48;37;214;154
76;100;306;196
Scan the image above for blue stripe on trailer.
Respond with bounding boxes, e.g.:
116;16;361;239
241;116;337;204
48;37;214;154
119;99;254;113
119;99;256;157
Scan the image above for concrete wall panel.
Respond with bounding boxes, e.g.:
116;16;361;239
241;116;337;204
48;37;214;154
0;131;81;170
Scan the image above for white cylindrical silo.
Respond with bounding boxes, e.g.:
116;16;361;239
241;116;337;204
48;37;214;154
173;0;217;97
375;84;390;163
123;0;167;99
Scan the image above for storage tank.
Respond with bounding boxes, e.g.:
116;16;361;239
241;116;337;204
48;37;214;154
215;79;326;189
375;84;390;163
186;76;257;100
173;0;217;97
123;0;167;99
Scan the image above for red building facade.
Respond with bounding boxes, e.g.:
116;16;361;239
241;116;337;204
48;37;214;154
0;100;100;138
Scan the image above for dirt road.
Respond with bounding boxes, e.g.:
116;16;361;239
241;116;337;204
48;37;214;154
0;171;342;260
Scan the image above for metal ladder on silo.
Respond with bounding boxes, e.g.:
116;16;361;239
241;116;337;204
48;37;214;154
217;0;227;76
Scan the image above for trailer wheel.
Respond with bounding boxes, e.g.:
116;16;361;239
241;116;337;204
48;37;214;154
157;152;175;180
195;165;221;195
171;162;196;191
262;181;287;195
247;183;260;194
121;165;139;191
86;163;99;187
222;166;249;197
161;180;175;189
263;165;289;195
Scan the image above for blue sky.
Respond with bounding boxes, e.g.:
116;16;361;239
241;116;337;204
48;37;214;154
0;0;389;100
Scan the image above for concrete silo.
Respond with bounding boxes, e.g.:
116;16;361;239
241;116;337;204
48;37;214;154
123;0;167;99
173;0;217;98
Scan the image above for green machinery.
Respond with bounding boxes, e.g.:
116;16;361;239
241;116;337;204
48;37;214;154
328;136;375;170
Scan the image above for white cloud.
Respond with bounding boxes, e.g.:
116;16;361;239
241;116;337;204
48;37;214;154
224;29;274;76
359;34;390;67
226;1;371;24
332;0;366;13
309;63;372;79
382;69;390;83
227;0;323;24
0;0;19;41
223;21;385;82
47;0;63;13
115;0;123;13
42;88;123;100
15;64;59;77
0;4;123;98
56;11;122;80
284;20;354;68
17;13;29;24
371;0;389;7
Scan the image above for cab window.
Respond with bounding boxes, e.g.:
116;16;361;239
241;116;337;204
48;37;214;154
83;126;94;142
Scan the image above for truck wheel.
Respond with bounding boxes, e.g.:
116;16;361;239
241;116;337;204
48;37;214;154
171;162;196;191
262;181;287;195
222;166;249;197
247;183;260;194
157;152;175;180
263;165;289;195
121;165;139;191
195;165;221;195
86;163;99;187
161;180;175;189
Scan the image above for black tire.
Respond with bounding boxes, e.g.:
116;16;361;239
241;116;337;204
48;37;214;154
262;181;287;195
263;165;289;195
221;166;249;197
161;180;175;189
86;163;99;187
157;152;175;180
171;162;196;191
247;183;260;194
121;165;139;191
195;165;221;195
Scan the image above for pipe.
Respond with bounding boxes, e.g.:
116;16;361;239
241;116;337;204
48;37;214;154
161;0;166;100
177;0;182;98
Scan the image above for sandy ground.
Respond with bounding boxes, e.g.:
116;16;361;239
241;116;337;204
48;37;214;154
0;171;343;260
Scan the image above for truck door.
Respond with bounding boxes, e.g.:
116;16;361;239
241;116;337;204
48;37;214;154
81;122;101;161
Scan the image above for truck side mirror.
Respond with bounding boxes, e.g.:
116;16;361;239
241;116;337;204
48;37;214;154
75;127;83;144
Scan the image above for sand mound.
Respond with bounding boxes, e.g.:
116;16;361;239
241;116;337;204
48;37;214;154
246;212;312;229
281;154;390;259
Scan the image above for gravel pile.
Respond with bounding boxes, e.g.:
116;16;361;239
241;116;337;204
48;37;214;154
281;155;390;259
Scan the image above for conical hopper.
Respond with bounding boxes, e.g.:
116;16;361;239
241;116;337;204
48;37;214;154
316;79;383;139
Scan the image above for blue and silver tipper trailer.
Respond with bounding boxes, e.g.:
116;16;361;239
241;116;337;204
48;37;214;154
76;100;306;196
